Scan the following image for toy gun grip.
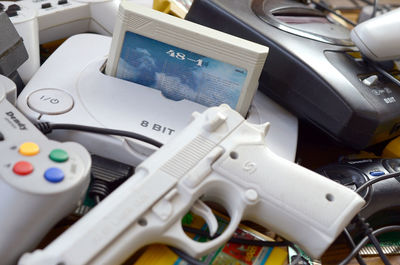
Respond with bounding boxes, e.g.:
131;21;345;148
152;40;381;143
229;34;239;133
213;143;365;259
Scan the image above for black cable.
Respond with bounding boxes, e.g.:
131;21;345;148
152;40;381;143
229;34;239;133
169;246;205;265
35;122;163;148
358;0;380;18
229;237;291;247
353;163;400;265
355;171;400;194
169;226;297;265
354;215;391;265
182;226;292;256
343;228;367;265
358;0;374;5
367;231;391;265
310;0;357;26
170;241;302;265
182;225;291;247
338;225;400;265
287;243;304;265
371;0;378;18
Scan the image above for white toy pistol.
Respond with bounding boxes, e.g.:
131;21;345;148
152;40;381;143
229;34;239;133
20;104;365;264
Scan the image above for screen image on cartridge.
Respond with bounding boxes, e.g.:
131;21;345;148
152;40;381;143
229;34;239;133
115;31;248;109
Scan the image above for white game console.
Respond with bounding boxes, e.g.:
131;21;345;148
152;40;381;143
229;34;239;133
17;33;298;166
0;0;120;83
0;74;92;265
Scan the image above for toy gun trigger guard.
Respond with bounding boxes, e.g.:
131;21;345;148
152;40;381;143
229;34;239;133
163;195;246;259
164;166;252;258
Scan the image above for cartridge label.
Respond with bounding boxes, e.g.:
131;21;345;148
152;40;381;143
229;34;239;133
115;31;248;109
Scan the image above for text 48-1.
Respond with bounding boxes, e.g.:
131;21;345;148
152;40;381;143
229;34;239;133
166;50;204;67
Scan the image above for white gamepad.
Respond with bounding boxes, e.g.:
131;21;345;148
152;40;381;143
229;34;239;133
351;8;400;61
17;33;298;166
0;0;120;83
0;75;92;265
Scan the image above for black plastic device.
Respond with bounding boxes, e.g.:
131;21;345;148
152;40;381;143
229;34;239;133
185;0;400;149
316;158;400;227
0;12;28;92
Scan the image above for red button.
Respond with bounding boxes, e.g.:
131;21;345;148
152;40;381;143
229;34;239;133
13;161;34;176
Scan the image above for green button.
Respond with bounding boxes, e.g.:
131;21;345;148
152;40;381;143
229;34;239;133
49;149;69;162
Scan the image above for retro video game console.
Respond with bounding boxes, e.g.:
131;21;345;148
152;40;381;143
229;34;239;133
316;157;400;235
0;74;92;265
186;0;400;150
0;0;119;83
17;33;298;166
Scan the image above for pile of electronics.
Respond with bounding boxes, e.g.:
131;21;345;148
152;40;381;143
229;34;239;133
1;0;399;264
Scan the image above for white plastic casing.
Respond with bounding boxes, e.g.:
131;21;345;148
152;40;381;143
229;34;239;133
0;0;120;83
0;75;92;265
351;8;400;61
16;33;298;167
106;1;269;116
18;105;365;265
0;74;17;104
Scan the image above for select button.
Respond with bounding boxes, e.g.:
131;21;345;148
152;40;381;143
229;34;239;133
7;4;21;11
41;3;52;9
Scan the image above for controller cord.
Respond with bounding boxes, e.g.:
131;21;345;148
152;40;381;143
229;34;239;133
309;0;356;26
169;239;302;265
171;225;302;265
354;215;391;265
339;170;400;265
35;122;163;148
355;171;400;194
338;225;400;265
343;228;367;265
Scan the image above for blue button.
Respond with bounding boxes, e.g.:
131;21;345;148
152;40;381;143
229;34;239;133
44;167;64;183
369;171;385;177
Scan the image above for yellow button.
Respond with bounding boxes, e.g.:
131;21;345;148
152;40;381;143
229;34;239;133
19;142;40;156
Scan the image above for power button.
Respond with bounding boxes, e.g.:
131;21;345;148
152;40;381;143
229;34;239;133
27;88;74;115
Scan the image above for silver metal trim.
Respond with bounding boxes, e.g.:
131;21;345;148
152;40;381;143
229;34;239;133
251;0;354;46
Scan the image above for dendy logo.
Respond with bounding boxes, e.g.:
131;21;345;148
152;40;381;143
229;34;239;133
5;111;27;130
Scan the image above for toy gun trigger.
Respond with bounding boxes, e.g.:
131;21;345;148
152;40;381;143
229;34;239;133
190;200;218;237
163;199;245;259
